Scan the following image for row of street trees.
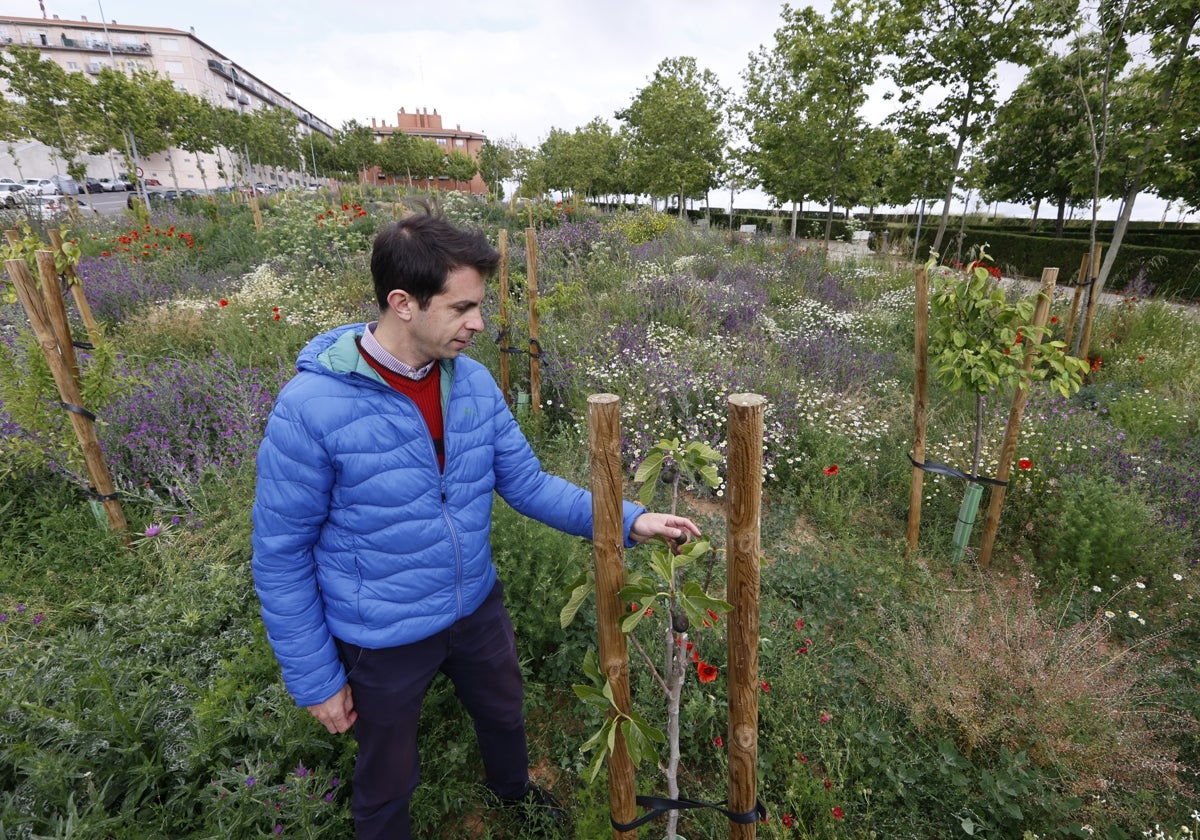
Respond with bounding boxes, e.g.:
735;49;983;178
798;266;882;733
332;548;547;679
0;47;332;191
480;0;1195;301
0;45;487;195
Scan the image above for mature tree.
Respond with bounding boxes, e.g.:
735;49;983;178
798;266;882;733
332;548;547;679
378;130;420;185
171;95;222;191
888;0;1079;256
617;56;727;216
740;0;885;241
982;44;1101;235
444;148;477;191
739;22;823;223
414;139;448;187
334;119;380;184
1082;0;1199;308
246;106;301;182
478;136;520;199
0;45;94;180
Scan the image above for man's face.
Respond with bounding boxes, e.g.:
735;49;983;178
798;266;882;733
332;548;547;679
407;266;486;365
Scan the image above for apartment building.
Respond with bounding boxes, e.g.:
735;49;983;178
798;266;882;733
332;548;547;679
0;13;334;189
368;108;488;195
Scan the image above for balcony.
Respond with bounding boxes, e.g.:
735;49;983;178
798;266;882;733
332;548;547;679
53;35;151;55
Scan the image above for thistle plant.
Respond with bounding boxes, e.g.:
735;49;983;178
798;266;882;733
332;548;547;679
565;438;730;839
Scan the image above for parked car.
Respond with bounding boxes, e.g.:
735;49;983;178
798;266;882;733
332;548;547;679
26;195;90;220
83;177;105;194
50;175;81;196
99;176;132;192
21;178;60;196
0;183;29;207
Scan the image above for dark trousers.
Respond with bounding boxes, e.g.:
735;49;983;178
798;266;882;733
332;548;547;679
335;582;530;840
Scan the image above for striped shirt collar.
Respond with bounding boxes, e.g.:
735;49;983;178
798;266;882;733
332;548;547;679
360;322;436;381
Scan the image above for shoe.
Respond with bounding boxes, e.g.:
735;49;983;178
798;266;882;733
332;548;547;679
501;783;569;834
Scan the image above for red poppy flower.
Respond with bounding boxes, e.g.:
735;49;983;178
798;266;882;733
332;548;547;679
819;712;832;724
1050;315;1059;324
218;299;228;307
697;661;718;683
782;814;794;828
797;646;809;654
832;806;844;820
795;618;805;631
273;313;281;321
824;777;832;791
1090;357;1103;371
823;464;838;476
759;681;770;692
1018;458;1032;470
713;735;723;748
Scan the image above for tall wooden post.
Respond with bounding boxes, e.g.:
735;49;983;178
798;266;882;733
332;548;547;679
526;228;541;415
1077;242;1104;359
250;194;263;232
978;268;1059;567
6;257;128;538
1064;250;1091;350
34;251;82;385
49;230;102;349
587;394;638;839
497;229;511;405
907;267;930;552
727;393;765;839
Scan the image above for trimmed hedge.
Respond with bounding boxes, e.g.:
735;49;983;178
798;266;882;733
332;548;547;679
869;223;1200;300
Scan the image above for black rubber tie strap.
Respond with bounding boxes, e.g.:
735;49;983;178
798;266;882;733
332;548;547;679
87;488;120;503
495;327;526;355
528;338;542;359
61;402;97;422
73;340;94;350
908;453;1007;487
611;794;767;832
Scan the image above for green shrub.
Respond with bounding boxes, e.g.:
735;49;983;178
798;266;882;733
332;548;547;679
1029;473;1187;590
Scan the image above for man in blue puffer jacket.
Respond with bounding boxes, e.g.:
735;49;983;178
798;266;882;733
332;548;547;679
251;208;700;839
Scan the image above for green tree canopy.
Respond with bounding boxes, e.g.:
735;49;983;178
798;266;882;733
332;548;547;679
617;56;727;215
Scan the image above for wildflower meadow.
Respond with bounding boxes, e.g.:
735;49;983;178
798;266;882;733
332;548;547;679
1;191;1197;839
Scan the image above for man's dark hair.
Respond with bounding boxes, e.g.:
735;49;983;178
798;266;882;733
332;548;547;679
370;206;500;310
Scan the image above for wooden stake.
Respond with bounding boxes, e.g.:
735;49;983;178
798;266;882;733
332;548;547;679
1064;250;1090;349
6;258;128;538
250;195;263;232
977;267;1059;567
907;267;930;552
1078;243;1103;359
587;394;638;840
526;227;541;415
498;229;511;405
34;250;81;385
49;230;102;349
726;393;765;840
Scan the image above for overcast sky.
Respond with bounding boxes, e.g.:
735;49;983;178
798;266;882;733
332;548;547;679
24;0;1190;222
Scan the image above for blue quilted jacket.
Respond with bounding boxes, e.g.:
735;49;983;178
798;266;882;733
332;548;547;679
251;324;645;707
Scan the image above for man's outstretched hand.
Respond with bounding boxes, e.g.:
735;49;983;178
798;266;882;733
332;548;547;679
630;513;702;553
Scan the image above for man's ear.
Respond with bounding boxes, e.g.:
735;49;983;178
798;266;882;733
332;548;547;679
387;288;414;321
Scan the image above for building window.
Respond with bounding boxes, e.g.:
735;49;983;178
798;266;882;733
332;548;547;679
435;138;447;146
160;37;180;52
66;61;79;70
165;60;184;75
455;138;465;147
